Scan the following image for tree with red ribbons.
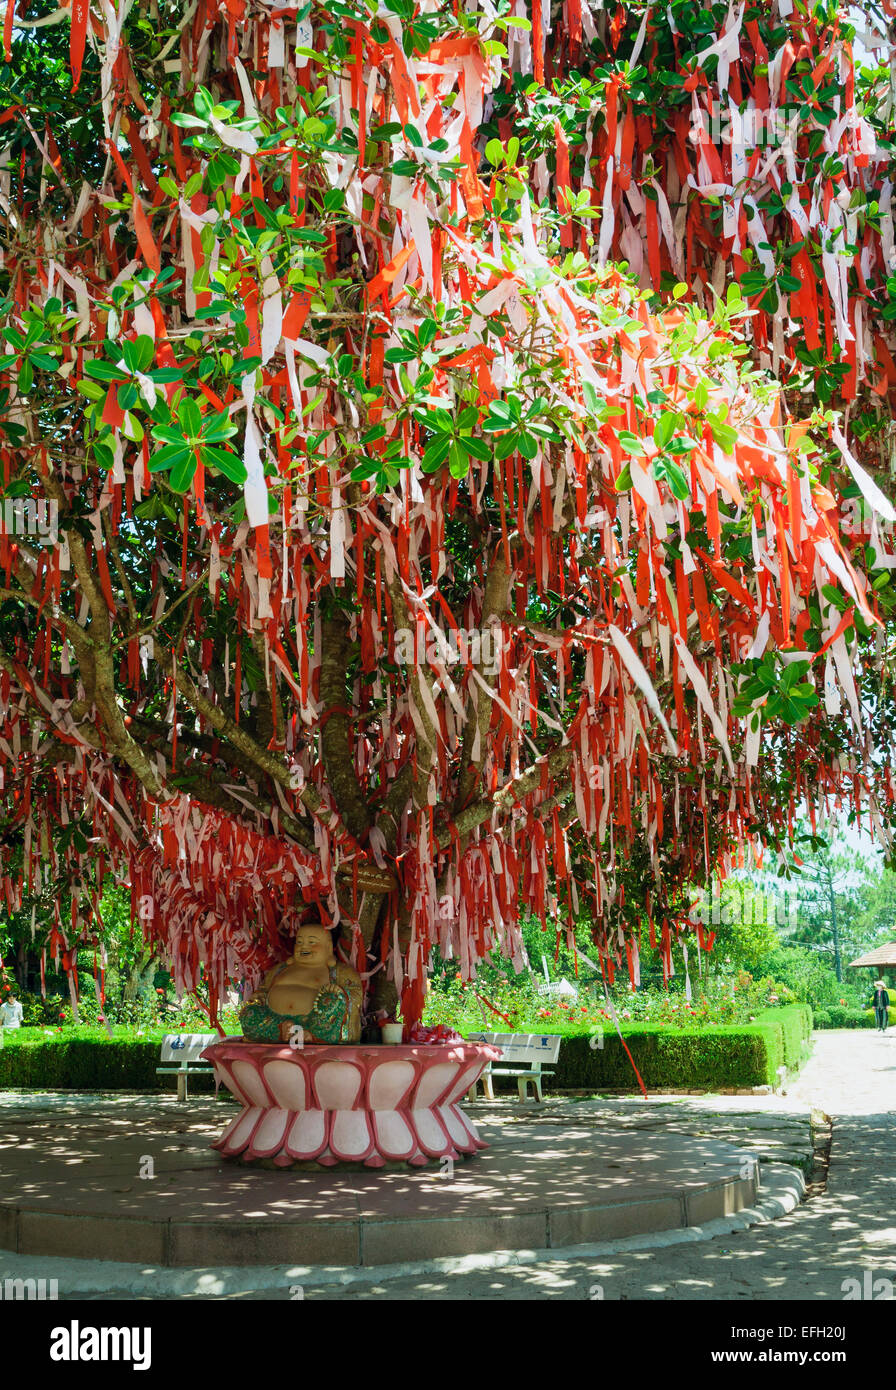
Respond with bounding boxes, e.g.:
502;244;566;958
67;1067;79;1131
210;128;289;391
0;0;894;1029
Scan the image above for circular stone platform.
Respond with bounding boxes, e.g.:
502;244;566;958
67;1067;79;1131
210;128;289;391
0;1092;761;1268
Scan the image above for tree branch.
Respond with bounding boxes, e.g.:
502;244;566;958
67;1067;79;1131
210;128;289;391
453;547;511;816
318;611;372;840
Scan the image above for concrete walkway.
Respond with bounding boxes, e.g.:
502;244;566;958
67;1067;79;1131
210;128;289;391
304;1029;896;1300
0;1088;805;1269
2;1030;891;1299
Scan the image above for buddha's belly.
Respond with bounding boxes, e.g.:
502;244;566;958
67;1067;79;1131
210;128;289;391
267;977;326;1017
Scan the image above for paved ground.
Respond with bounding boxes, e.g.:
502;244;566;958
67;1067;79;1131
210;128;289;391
0;1086;807;1268
299;1029;895;1300
1;1030;892;1299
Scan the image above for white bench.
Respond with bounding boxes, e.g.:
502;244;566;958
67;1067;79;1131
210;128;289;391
465;1032;562;1102
156;1033;217;1101
533;979;578;1000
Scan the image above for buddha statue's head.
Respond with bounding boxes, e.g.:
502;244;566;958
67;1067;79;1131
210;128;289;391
291;922;337;969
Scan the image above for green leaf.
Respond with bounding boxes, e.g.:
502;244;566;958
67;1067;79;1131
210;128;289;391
169;453;198;493
201;445;247;483
516;431;538;460
169;112;208;129
28;352;59;371
493;430;521;461
654;457;690;501
653;413;676;450
463;436;491;462
122;412;144;443
178;397;203;439
618;430;646;457
421;434;450;472
350;459;381;482
448;439;469;478
117;381;138;410
709;420;738;454
483;400;515;428
75;379;104;401
195;300;233;320
369;122;403;140
194;86;215;120
427;408;454;434
821;583;849;612
201;414;238;443
148;443;191;473
83;360;128;383
134;335;155;373
152;424;188;446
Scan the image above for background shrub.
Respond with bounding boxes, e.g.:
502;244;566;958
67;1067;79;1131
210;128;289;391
0;1028;220;1093
471;1006;811;1091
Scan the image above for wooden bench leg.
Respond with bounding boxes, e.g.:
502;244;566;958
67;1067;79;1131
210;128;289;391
483;1072;495;1101
177;1071;187;1102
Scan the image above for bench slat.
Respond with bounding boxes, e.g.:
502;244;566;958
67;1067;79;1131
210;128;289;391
466;1031;562;1065
159;1033;217;1063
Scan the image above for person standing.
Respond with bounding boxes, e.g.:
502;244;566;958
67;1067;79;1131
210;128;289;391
0;991;23;1029
872;979;891;1033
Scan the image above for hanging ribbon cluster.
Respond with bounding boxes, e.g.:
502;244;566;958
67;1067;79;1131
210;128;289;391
0;0;893;1025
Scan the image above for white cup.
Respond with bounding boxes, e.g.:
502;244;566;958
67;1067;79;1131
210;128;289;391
381;1022;404;1044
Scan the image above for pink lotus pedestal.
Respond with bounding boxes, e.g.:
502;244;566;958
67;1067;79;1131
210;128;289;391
201;1039;500;1167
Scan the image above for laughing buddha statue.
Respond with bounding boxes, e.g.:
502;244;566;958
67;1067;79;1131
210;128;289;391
239;922;362;1045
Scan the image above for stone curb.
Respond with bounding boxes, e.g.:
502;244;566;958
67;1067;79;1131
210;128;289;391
0;1163;805;1298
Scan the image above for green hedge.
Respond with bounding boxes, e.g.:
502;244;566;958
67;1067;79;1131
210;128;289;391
477;1005;812;1092
813;1005;896;1030
754;1004;813;1068
0;1035;218;1092
548;1026;779;1089
0;1007;812;1095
